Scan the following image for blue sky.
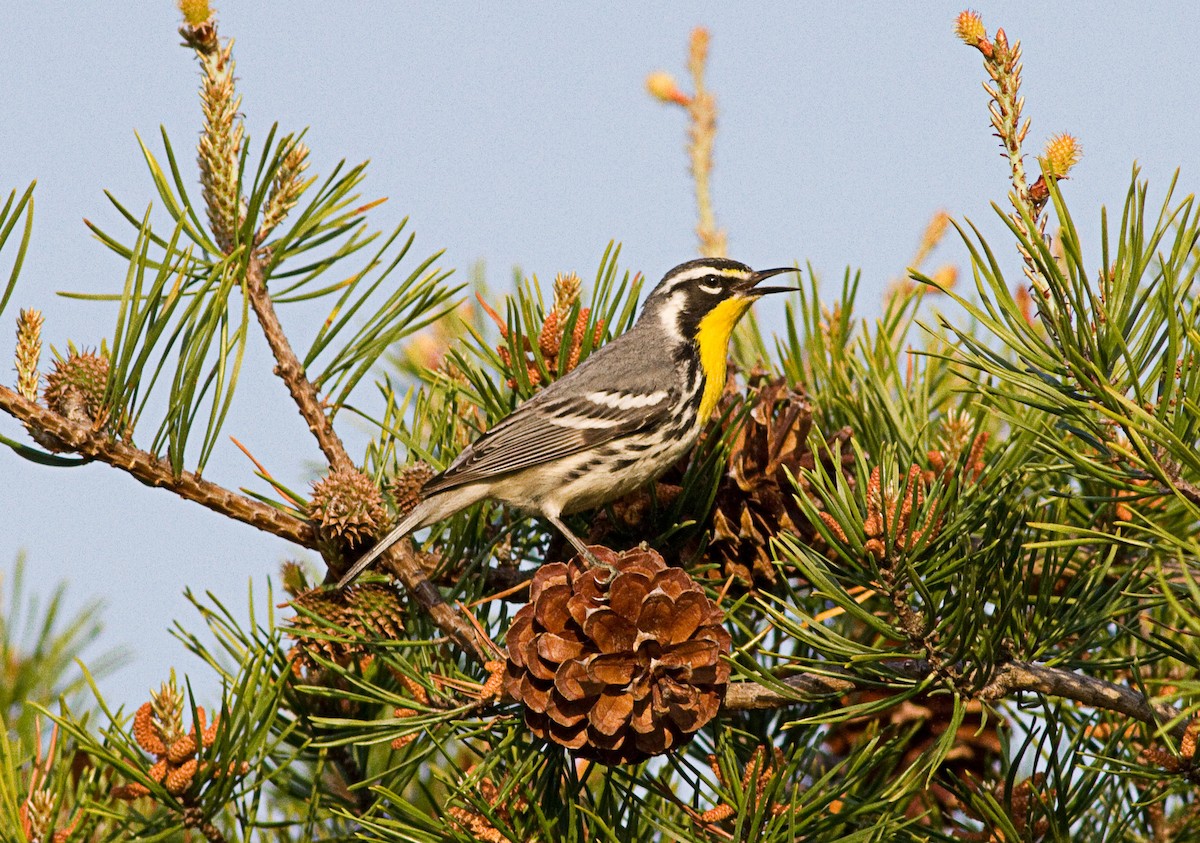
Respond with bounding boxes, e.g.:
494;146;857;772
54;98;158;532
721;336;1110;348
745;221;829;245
3;2;1198;707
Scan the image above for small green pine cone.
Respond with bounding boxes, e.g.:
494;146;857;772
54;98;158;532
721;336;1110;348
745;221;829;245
309;468;387;549
44;349;110;424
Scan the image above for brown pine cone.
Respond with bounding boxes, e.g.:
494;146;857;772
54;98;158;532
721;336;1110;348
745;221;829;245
504;546;730;765
389;461;434;516
704;376;854;587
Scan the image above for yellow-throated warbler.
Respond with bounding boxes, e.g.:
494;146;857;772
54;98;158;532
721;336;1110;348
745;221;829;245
337;257;799;588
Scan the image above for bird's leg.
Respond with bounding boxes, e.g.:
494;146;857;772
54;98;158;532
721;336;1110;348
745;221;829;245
544;513;615;576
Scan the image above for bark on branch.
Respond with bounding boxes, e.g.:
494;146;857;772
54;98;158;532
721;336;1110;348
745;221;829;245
241;254;490;661
722;658;1191;741
243;255;353;473
0;384;317;546
0;382;490;661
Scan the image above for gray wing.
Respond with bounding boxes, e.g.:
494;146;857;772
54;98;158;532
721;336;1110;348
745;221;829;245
421;387;674;495
422;332;676;495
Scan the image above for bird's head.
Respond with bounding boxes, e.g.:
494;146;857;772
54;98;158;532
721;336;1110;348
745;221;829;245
640;257;800;343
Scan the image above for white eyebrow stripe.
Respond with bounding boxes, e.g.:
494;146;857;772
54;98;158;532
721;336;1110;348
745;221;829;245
585;390;669;410
671;266;717;283
663;265;748;292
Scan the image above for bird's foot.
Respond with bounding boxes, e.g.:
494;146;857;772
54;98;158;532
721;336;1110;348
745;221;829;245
578;546;618;581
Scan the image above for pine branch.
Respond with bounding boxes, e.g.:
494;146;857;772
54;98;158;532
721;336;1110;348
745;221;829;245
722;659;1191;741
978;661;1187;739
377;542;492;663
243;254;352;472
0;383;316;546
956;11;1081;325
242;252;490;658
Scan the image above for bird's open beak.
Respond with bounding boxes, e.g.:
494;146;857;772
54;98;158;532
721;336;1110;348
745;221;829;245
747;266;801;296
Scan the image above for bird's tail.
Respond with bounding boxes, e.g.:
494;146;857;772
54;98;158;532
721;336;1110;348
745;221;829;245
334;499;432;589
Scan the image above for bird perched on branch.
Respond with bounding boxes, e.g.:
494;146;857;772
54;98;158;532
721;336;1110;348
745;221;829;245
337;257;799;588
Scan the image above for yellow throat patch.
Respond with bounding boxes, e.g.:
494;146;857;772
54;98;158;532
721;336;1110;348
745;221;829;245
695;295;754;421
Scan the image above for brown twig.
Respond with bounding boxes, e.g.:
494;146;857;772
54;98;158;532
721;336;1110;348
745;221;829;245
977;661;1186;735
1;379;491;659
242;254;353;472
0;384;317;547
378;544;491;663
1154;448;1200;508
242;244;470;632
5;265;488;667
238;255;490;659
722;659;1190;741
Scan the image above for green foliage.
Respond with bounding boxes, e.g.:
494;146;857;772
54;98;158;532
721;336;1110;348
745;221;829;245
937;171;1200;547
3;12;1200;843
1;555;126;748
25;122;457;477
0;557;125;843
0;182;35;324
6;160;1200;839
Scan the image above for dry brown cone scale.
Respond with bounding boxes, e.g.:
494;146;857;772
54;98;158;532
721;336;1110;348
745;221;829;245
505;545;731;765
700;374;855;587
